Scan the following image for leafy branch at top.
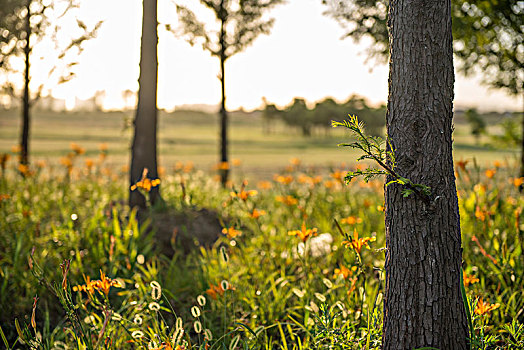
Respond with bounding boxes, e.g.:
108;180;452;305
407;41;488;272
333;115;431;202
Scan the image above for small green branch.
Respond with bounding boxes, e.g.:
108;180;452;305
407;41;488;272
333;115;431;203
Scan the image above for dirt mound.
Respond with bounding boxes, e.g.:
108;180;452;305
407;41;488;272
152;208;222;256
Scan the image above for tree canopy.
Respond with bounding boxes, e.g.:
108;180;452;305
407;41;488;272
174;0;285;62
322;0;523;95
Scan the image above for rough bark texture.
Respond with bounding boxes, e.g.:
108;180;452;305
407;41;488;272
382;1;468;349
219;2;229;186
129;0;159;210
20;0;31;167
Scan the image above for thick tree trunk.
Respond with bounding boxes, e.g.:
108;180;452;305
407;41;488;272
129;0;159;210
382;1;468;349
219;12;229;186
20;0;31;167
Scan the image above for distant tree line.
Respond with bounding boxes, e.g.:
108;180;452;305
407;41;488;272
262;95;386;137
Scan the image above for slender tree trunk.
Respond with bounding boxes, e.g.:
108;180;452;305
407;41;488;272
518;94;523;192
219;9;229;186
129;0;159;210
382;1;468;349
20;0;31;167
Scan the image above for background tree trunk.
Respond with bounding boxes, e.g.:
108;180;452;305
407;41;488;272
519;93;524;186
20;0;31;167
219;9;229;186
382;1;468;349
129;0;159;210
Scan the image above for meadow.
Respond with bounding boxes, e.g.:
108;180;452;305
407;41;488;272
0;108;518;177
0;109;523;349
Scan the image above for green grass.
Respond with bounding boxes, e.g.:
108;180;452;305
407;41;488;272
0;153;522;349
0;107;522;348
0;108;519;179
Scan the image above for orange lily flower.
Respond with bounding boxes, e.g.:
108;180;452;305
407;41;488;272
288;222;318;243
276;195;298;206
474;297;500;316
249;208;266;219
130;168;161;192
333;264;356;280
340;216;362;225
342;229;376;254
222;227;242;239
463;271;479;287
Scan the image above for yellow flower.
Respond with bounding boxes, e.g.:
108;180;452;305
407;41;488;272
340;216;362;225
149;343;174;350
330;170;346;183
485;169;496;179
60;259;70;291
324;180;335;189
274;174;293;185
493;160;501;168
333;264;355;280
222;227;242;239
18;163;31;176
276;195;298;206
70;142;85;155
217;161;229;170
347;276;358;296
463;271;479;287
31;296;38;329
290;157;301;166
174;161;184;171
73;275;95;295
455;159;469;172
85;159;94;169
474;297;500;316
183;161;194;173
512;177;524;188
60;156;73;168
475;206;487;222
249;208;266;219
72;271;121;296
206;282;235;300
297;174;310;184
232;158;242;166
342;229;376;254
158;166;166;177
95;270;121;295
288;222;318;243
230;189;258;201
257;180;272;190
130;168;161;192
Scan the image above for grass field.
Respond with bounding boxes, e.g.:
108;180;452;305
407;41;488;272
1;107;523;349
0;108;520;179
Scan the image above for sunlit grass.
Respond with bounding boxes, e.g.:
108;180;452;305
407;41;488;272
0;143;522;349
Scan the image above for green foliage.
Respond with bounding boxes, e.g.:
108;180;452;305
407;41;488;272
465;108;487;142
0;0;102;100
333;115;431;200
266;95;386;137
322;0;524;95
0;149;522;348
491;117;522;148
284;98;314;137
173;0;285;61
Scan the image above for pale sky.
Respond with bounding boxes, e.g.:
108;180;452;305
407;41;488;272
39;0;522;112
